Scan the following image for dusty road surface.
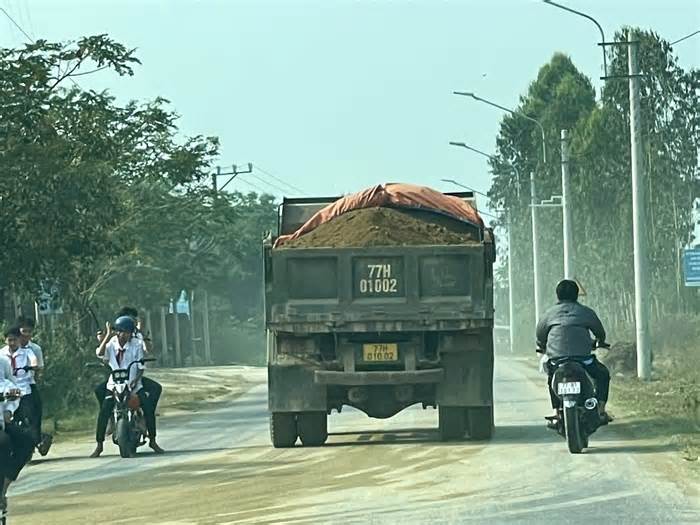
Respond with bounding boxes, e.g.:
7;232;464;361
8;357;700;524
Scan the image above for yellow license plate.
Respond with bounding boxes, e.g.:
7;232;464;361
362;343;398;362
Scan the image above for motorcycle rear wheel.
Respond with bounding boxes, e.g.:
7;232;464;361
563;406;585;454
116;418;132;458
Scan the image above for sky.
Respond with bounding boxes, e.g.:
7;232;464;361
1;0;699;224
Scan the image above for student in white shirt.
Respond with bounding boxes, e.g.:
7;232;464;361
93;306;163;418
17;317;52;456
0;327;35;515
0;328;40;447
90;316;164;458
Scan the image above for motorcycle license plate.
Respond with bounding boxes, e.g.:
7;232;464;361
558;382;581;395
362;343;398;362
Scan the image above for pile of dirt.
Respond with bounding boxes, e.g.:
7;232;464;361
280;206;479;249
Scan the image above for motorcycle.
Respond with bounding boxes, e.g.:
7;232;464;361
89;358;156;458
1;388;22;525
544;340;611;454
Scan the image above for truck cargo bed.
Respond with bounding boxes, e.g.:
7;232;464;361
265;244;493;332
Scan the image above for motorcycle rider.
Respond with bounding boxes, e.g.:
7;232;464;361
93;307;162;417
0;327;34;516
90;316;164;458
0;326;40;446
536;279;612;423
16;317;52;456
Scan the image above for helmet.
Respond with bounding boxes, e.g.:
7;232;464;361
556;279;579;302
114;316;136;334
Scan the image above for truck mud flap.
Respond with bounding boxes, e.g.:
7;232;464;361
268;365;327;412
437;350;494;406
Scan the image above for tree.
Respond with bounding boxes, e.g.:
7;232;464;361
0;36;218;318
488;29;700;345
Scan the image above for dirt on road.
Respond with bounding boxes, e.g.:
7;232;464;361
9;358;700;525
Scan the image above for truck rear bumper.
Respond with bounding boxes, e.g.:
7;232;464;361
314;369;444;386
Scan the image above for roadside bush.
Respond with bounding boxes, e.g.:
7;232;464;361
35;326;105;423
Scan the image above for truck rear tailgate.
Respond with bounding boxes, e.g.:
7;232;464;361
265;245;492;331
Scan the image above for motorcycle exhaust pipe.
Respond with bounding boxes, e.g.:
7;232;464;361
584;398;598;410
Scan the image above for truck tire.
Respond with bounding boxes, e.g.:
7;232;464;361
438;406;466;441
297;411;328;446
270;412;298;448
466;406;494;440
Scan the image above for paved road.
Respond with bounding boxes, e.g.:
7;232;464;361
8;357;700;524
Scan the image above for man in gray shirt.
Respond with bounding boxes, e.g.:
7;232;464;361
536;280;611;421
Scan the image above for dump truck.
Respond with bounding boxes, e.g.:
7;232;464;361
263;184;495;447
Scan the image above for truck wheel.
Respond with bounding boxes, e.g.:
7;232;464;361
438;406;466;441
466;406;494;440
270;412;298;448
297;412;328;446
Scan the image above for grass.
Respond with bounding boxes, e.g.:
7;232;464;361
603;344;700;467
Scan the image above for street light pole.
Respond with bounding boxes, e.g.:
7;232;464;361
560;130;574;279
628;31;652;380
540;1;653;379
542;0;608;77
452;93;548;323
447;142;519;353
453;92;547;165
529;171;542;323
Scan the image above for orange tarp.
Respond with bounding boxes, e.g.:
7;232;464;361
274;183;483;247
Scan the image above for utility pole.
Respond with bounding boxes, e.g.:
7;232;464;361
212;163;253;193
628;31;652;380
560;129;574;279
202;290;212;364
530;171;542;323
160;306;168;365
174;309;182;367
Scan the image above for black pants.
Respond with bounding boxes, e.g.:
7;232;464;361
95;377;162;409
95;389;156;443
547;356;611;409
0;423;34;482
142;377;162;409
30;383;43;437
14;394;41;446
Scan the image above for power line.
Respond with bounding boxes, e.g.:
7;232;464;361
0;7;81;89
1;6;32;42
235;176;270;194
252;163;307;195
671;30;700;46
247;171;294;195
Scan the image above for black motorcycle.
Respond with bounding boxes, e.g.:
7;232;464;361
89;358;155;458
545;341;610;454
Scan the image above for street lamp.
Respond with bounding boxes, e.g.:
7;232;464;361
453;92;547;166
542;0;608;77
446;142;520;353
542;1;652;380
453;91;548;323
